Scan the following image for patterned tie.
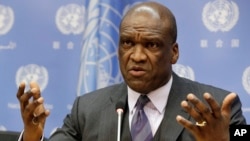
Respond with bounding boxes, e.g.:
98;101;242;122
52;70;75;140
131;95;153;141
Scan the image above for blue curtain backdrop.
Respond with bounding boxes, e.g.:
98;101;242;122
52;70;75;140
0;0;249;137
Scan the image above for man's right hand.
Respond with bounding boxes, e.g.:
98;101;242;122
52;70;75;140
17;81;50;141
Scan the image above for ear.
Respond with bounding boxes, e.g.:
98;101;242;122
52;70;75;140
171;42;179;64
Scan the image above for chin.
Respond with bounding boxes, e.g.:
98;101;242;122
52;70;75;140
129;84;149;94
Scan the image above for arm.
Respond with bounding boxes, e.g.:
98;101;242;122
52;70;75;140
16;81;50;141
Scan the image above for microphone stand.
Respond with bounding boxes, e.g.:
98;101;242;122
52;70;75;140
116;101;125;141
117;109;123;141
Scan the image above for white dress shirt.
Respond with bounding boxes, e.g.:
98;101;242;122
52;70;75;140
128;76;173;136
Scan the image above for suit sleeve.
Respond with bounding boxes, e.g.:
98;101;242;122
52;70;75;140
229;94;246;125
49;97;82;141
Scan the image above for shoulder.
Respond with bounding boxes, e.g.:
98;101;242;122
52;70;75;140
79;82;126;99
73;82;127;107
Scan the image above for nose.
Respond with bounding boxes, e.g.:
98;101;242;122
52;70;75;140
130;44;147;63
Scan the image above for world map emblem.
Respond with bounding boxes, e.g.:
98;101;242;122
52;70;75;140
16;64;49;92
242;66;250;95
77;0;124;95
55;4;85;35
202;0;239;32
173;64;195;81
0;5;14;35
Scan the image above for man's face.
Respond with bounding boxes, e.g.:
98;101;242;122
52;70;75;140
118;9;178;94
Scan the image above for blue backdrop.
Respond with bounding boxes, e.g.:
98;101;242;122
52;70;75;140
0;0;249;138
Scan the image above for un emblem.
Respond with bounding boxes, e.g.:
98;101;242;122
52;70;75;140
242;66;250;95
173;64;195;81
55;4;85;35
16;64;49;92
202;0;239;32
0;5;14;35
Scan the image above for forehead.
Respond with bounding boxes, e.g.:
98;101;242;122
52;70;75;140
120;9;166;38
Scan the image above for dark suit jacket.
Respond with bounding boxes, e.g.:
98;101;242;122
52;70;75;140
49;73;246;141
0;131;20;141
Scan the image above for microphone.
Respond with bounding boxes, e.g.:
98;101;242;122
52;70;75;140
116;101;125;141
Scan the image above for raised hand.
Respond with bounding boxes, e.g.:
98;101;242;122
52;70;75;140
176;92;237;141
17;81;50;141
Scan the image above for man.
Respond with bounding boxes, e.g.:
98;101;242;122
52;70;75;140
17;1;246;141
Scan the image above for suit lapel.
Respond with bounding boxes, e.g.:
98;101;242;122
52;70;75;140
97;103;117;141
97;83;131;141
154;73;193;141
120;105;132;141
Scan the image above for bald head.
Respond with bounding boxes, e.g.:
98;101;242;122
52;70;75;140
121;1;177;43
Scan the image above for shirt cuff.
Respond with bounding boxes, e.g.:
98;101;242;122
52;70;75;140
18;130;44;141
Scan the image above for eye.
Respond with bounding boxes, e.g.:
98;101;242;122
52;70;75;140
146;42;159;49
121;40;134;48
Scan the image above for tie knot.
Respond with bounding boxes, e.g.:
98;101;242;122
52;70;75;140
136;95;150;110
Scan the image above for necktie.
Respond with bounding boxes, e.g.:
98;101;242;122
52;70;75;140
131;95;153;141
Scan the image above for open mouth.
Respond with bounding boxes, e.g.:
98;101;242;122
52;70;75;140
129;66;146;77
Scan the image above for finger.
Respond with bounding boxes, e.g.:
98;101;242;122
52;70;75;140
16;82;26;100
180;100;204;123
20;90;33;102
25;97;45;119
203;93;221;118
19;90;33;112
33;98;46;117
187;94;211;118
221;93;237;117
176;115;197;134
29;81;41;99
31;109;50;127
39;110;50;128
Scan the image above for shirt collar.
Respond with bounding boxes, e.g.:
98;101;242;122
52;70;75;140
128;76;173;114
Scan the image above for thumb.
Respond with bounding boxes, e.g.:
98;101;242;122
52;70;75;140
39;110;50;128
221;93;237;117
